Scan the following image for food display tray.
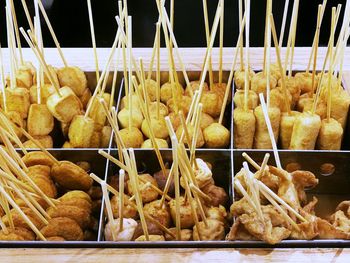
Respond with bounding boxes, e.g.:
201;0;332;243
4;72;350;248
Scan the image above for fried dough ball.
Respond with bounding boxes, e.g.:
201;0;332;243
316;118;343;150
101;126;112;148
330;89;350;129
119;127;144;148
118;108;144;129
278;77;301;108
175;123;205;148
28;164;51;179
233;90;258;110
165;228;193;241
104;218;138;241
22;151;55;167
234;68;255;90
40;217;84;241
270;63;282;81
2;207;44;230
33;65;60;87
153;169;174;197
206;205;228;224
60;190;92;204
68;115;95;147
141;138;169;148
160;82;184;104
149;102;169;118
29;84;56;104
270;87;293;112
253;106;281;149
132;220;163;240
138;79;158;101
51;161;93;191
233;108;255;149
185;80;209;96
202;184;228;207
295;72;315;94
168;112;181;131
167;95;192;115
135;235;165;241
251;72;277;97
127;174;159;203
46;86;82;123
203;123;230;148
110;194;138;219
169;196;200;228
120;94;141;110
5;87;30;118
200;113;215;130
143;200;171;227
57;66;87;96
141;118;169;139
27;104;54;136
0;227;35;241
279;111;301;149
193;219;225;241
79;88;92;109
201;91;223;118
46;205;90;229
290;112;321;150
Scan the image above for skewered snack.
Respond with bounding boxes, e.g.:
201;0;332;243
277;77;301;108
185;81;209;96
119;127;144;148
127;174;159;203
203;123;230;148
234;108;256;149
27;104;54;136
29;84;56;104
193;219;225;241
57;66;88;97
234;68;255;90
279;111;301;149
40;217;84;241
141;138;169;149
118;107;144;129
295;72;314;94
201;90;223;118
138;79;158;102
167;96;192;116
233;90;258;110
251;72;277;98
316;118;343;150
68;115;95;148
160;82;184;104
176;123;205;148
141;118;169;139
104;218;138;241
297;94;327;119
4;88;30;118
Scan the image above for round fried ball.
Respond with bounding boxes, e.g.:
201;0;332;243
141;118;169;139
160;82;184;104
251;72;277;97
169;196;201;229
104;218;138;241
127;174;159;203
141;138;169;148
192;219;225;241
203;123;230;148
40;217;84;241
132;220;163;240
149;102;169;118
143;200;171;227
119;127;144;148
200;113;215;130
202;184;228;207
234;68;255;90
138;79;158;102
185;80;209;96
201;91;223;118
175;123;205;148
110;194;138;219
118;107;144;129
167;95;192;115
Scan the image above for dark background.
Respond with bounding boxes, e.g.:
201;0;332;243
0;0;346;48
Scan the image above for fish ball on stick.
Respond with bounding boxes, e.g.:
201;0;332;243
119;127;144;148
234;68;255;90
203;123;230;148
160;82;184;104
251;72;277;98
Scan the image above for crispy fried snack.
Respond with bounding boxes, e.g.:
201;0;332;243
40;217;84;241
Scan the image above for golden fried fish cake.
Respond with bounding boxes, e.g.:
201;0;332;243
51;161;93;191
27;165;51;180
46;205;90;229
59;190;92;204
22;151;55;167
40;217;84;241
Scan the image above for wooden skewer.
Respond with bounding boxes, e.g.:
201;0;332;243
243;0;251;112
127;16;133;132
270;13;290;114
259;93;282;169
170;135;181;241
242;152;260;170
36;0;68;67
190;104;202;166
262;0;270;74
311;5;323;94
87;0;100;81
0;217;8;234
327;8;336;122
118;169;125;232
127;149;149;241
257;153;270;179
179;111;193;148
109;43;121;109
156;21;161;119
0;43;7;112
0;184;46;240
128;182;152;202
265;0;272;108
0;115;27;154
9;0;23;65
288;0;300;78
219;0;224;85
147;18;160;81
99;150;128;172
6;6;17;89
90;173;175;238
218;11;247;124
279;0;290;47
101;181;117;241
189;183;212;203
234;179;258;212
202;0;214;88
238;0;244;71
20;0;34;33
34;16;42;105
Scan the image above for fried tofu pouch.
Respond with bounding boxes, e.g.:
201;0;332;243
316;118;343;150
234;108;256;149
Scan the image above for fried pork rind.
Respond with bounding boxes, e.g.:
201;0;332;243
290;170;318;206
51;161;93;191
193;219;225;241
226;218;258;241
206;205;228;225
143;200;171;228
104;218;138;241
40;217;84;241
22;151;55;167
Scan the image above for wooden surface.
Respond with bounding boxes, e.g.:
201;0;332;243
2;47;350;72
2;47;350;261
0;248;348;262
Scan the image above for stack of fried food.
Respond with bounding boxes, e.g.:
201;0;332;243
226;152;350;244
0;113;102;241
